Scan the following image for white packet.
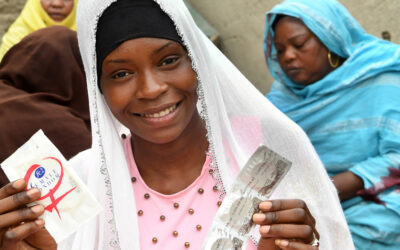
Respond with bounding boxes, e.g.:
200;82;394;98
1;130;102;243
202;145;291;250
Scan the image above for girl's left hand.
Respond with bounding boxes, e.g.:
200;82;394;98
252;199;319;250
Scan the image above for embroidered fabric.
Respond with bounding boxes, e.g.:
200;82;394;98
65;0;354;249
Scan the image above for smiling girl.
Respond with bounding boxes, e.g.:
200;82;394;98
0;0;353;249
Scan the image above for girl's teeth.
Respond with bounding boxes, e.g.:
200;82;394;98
143;104;177;118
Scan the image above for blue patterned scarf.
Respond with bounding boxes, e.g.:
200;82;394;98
265;0;400;249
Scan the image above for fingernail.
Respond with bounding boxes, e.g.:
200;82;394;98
275;239;281;246
27;188;40;197
252;213;265;222
12;179;25;189
31;205;44;213
35;219;44;226
259;201;272;210
279;240;289;247
259;225;270;234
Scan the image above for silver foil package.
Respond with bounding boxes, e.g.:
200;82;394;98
202;145;292;250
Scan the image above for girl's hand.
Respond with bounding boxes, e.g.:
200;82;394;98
253;199;319;250
0;179;57;250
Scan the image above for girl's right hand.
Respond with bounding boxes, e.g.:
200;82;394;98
0;179;56;250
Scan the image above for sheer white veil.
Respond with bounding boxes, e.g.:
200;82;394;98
69;0;354;249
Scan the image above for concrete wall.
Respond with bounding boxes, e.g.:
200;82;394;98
187;0;400;94
1;0;398;94
0;0;25;35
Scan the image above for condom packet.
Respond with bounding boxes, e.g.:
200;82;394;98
202;145;291;250
1;130;102;243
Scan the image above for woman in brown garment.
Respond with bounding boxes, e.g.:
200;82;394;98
0;26;91;187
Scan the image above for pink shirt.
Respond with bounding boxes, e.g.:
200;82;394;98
123;136;257;250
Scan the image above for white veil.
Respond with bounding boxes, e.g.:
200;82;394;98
69;0;354;249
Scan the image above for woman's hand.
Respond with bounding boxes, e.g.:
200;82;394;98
253;199;319;250
0;179;57;250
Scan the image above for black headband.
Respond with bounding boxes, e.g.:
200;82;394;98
96;0;183;89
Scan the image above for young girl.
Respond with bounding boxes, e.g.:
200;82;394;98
0;0;77;61
0;0;353;249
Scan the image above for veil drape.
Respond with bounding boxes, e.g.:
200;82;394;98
65;0;354;249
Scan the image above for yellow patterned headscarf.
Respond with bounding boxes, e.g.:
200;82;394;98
0;0;78;62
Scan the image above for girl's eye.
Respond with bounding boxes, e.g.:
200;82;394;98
161;57;178;66
111;71;130;79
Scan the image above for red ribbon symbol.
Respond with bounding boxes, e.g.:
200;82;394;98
24;157;76;220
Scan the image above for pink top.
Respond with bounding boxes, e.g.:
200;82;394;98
122;136;257;250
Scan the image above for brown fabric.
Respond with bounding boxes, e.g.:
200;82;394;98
0;26;91;187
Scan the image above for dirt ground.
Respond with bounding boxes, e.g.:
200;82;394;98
0;0;25;40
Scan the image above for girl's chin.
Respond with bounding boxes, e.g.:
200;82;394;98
133;129;184;145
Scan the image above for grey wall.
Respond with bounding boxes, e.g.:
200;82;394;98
0;0;25;36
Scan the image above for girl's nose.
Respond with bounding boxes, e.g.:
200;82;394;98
135;72;168;100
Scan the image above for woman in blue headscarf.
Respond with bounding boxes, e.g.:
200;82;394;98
264;0;400;249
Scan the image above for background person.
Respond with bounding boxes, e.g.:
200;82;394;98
0;0;77;61
265;0;400;249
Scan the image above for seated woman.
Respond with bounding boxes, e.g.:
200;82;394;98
0;0;77;61
0;0;353;249
264;0;400;249
0;26;91;187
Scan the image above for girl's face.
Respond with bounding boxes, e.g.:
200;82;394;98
100;38;199;144
274;16;332;85
40;0;74;22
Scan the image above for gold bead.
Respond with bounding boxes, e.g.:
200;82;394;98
196;224;202;231
213;186;218;191
131;177;137;183
173;202;179;209
173;231;178;237
198;188;204;194
152;237;158;244
217;201;222;207
184;242;190;248
138;210;143;216
188;208;194;215
209;169;214;174
144;193;150;199
160;215;166;221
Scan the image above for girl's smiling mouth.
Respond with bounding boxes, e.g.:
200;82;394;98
140;103;178;118
132;100;182;121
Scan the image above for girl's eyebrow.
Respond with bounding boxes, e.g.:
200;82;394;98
104;59;129;65
104;41;175;65
153;41;174;55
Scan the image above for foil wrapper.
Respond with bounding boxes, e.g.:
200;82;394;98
202;145;291;250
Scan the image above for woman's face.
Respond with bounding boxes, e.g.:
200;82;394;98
40;0;74;22
100;38;198;144
274;16;332;85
